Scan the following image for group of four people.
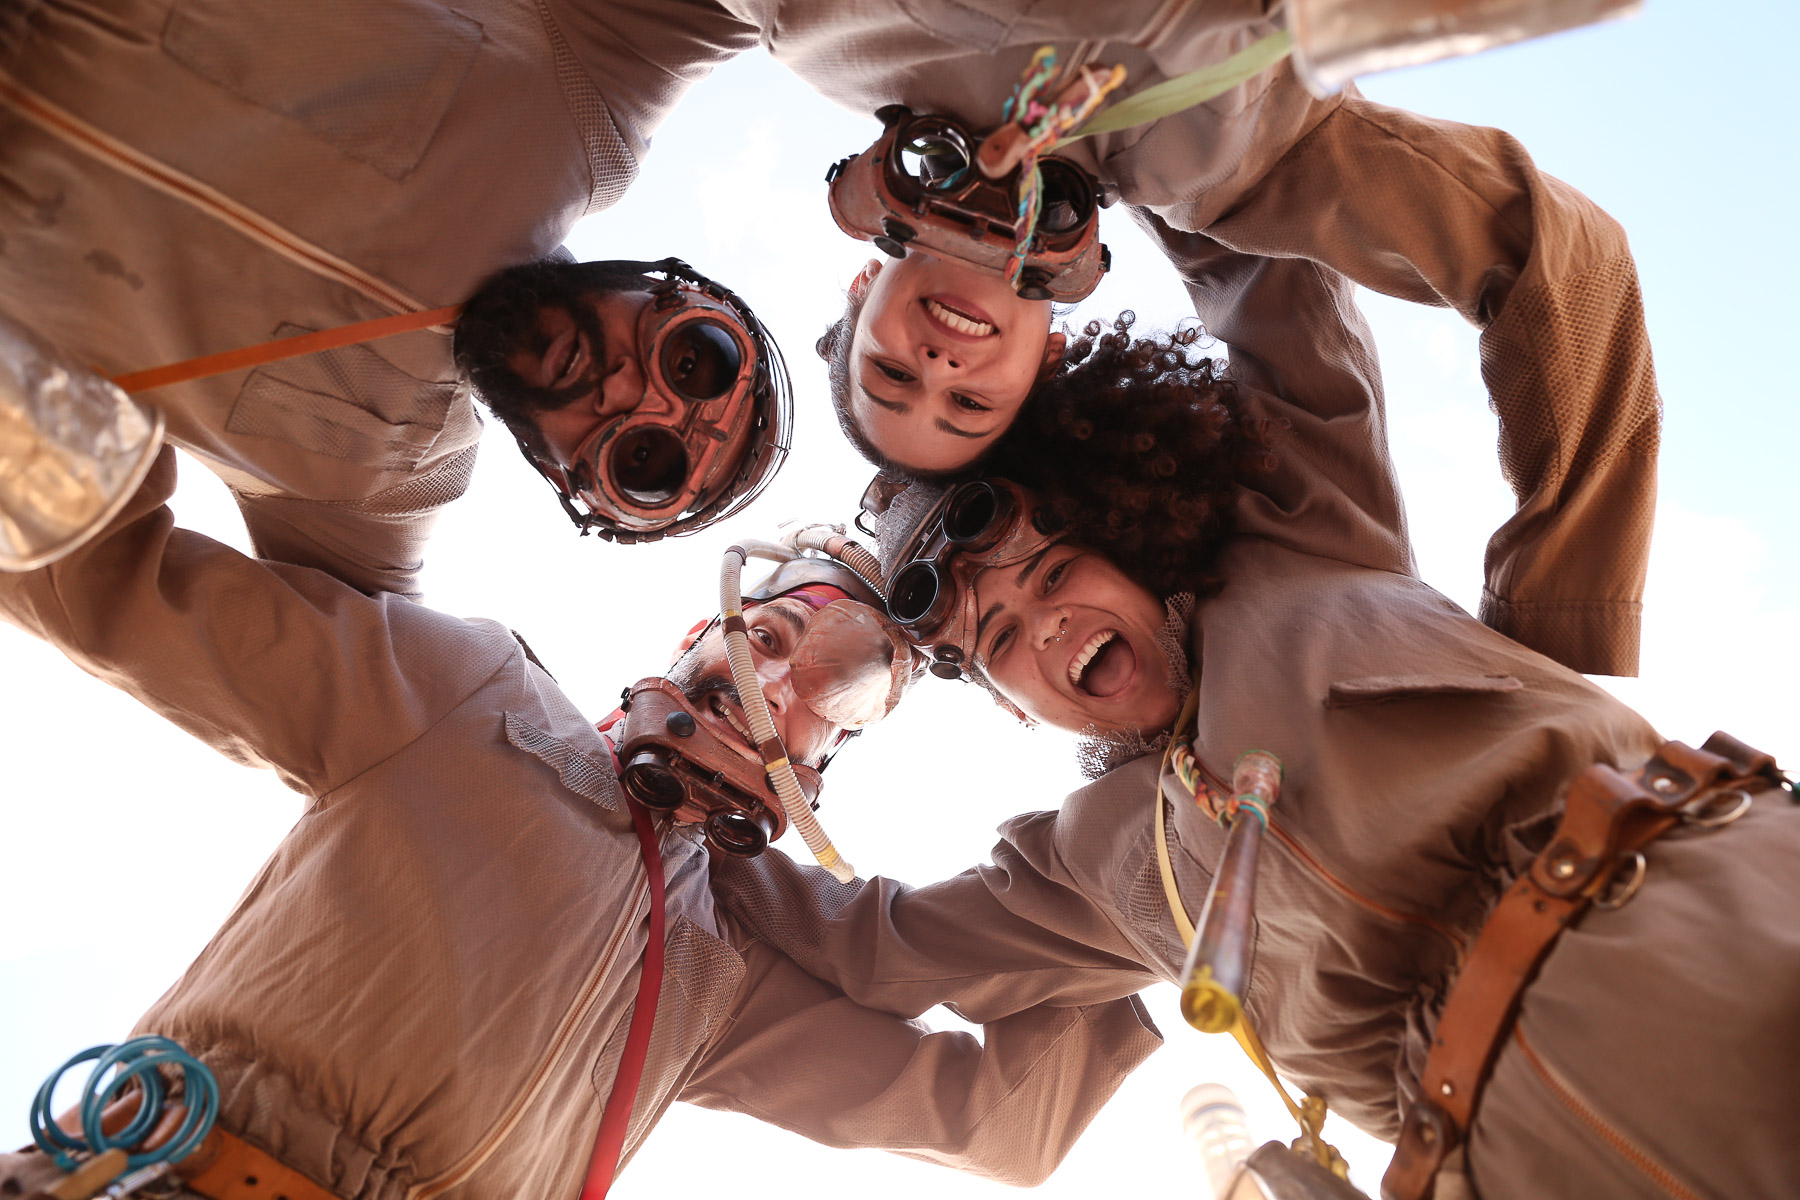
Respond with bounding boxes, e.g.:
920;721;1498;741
1;2;1791;1199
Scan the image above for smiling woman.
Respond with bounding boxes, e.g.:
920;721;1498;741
832;252;1068;473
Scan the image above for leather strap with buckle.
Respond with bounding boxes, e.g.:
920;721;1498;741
1381;732;1779;1200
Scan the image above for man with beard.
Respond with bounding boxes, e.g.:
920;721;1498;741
0;447;1159;1199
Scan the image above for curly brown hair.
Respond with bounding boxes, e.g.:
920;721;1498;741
982;313;1280;598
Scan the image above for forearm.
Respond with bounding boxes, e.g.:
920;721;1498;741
682;938;1163;1185
710;842;1158;1023
1158;93;1657;673
0;448;506;792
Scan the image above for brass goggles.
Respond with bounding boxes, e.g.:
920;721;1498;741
825;106;1109;302
529;261;791;543
884;479;1064;679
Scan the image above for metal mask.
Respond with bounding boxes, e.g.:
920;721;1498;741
825;106;1110;302
524;260;791;543
881;479;1065;679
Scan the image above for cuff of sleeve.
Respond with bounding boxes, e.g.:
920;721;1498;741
1479;592;1642;678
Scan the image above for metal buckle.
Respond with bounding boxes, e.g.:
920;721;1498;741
1682;786;1754;829
1594;850;1647;910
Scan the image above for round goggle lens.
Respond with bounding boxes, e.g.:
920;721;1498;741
943;481;1002;543
623;751;686;810
898;122;973;192
607;426;690;507
705;809;774;858
887;561;944;628
661;320;742;402
1034;159;1094;236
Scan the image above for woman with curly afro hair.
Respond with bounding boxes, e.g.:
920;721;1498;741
980;311;1281;600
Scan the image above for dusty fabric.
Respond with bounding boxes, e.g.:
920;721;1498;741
734;2;1656;675
3;2;1657;659
709;261;1794;1196
0;448;1162;1199
0;0;752;595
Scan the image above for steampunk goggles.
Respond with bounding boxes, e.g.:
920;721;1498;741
825;106;1110;302
882;479;1065;679
525;259;791;543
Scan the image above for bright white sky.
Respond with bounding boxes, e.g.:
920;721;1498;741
3;4;1796;1197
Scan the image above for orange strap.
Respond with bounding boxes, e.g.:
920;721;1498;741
179;1127;337;1200
110;306;461;395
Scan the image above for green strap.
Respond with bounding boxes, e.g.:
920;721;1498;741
1066;29;1293;141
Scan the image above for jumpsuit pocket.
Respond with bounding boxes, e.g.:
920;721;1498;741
1325;673;1524;709
161;0;482;181
225;324;457;471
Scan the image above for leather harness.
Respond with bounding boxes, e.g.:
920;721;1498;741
1381;731;1784;1200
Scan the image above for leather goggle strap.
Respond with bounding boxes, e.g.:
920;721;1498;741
1381;734;1780;1200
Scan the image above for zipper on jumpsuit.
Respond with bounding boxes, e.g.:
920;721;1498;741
1509;1026;1702;1200
408;875;652;1200
1192;758;1470;959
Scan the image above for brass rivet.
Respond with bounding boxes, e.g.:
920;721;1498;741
1651;775;1678;794
1419;1124;1437;1146
1550;857;1577;879
1440;1081;1455;1097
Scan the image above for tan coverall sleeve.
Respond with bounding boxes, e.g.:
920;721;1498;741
682;936;1161;1186
1135;92;1659;676
0;447;512;797
709;812;1164;1025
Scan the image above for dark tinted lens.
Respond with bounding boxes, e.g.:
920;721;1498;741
661;321;741;401
623;751;686;810
1034;160;1093;236
607;426;689;506
887;561;944;627
943;481;1001;543
705;809;774;858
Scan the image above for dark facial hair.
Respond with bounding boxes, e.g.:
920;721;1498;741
453;259;653;449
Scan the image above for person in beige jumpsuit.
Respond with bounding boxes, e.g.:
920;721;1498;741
2;2;1655;665
707;251;1798;1198
0;447;1161;1198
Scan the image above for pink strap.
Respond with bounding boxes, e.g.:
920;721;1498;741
578;797;666;1199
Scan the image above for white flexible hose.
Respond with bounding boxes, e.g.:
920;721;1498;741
785;525;885;602
720;547;855;882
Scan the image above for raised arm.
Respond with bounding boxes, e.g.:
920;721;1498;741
709;808;1163;1024
682;935;1161;1185
1136;92;1658;675
0;448;512;796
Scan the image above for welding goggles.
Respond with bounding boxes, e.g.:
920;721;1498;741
825;106;1110;302
526;259;791;543
613;558;915;862
881;478;1065;680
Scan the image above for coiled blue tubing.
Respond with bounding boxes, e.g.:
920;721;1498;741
30;1036;220;1171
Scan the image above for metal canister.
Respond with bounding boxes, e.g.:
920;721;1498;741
0;313;163;571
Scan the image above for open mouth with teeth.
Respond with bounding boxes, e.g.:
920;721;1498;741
540;324;586;389
924;297;997;337
707;693;759;754
1068;630;1138;699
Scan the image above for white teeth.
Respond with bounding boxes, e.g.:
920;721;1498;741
925;298;996;337
712;696;753;743
1068;631;1116;687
